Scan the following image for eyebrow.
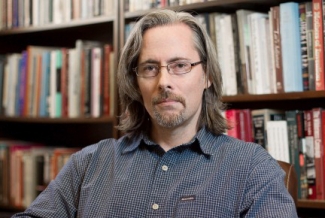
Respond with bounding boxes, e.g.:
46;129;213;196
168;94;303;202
138;57;190;65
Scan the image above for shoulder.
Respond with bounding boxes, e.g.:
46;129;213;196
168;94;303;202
209;134;279;173
70;135;135;166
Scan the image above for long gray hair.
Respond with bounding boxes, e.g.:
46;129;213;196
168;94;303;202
117;9;229;136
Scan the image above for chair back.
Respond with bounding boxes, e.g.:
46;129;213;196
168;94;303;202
277;160;298;206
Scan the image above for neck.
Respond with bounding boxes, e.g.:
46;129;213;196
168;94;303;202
150;123;199;152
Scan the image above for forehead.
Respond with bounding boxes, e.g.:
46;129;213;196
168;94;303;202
139;23;199;62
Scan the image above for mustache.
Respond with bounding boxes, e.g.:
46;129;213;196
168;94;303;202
152;91;186;106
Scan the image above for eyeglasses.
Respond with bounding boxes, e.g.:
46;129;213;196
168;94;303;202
133;60;203;78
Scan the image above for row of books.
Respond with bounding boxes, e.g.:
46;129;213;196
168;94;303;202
208;1;320;95
0;0;115;30
224;108;325;200
124;0;211;12
125;1;325;95
0;40;115;118
0;139;81;208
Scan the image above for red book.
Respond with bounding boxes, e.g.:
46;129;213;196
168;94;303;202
226;109;240;139
313;108;325;199
304;110;317;199
103;44;112;116
61;48;69;117
313;0;325;90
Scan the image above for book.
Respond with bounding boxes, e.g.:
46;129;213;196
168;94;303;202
248;12;272;94
251;109;285;149
0;56;5;115
266;120;290;163
306;2;315;91
304;110;316;199
299;3;309;91
61;48;69;118
39;51;51;117
280;2;303;92
313;0;325;90
226;109;240;139
214;14;238;96
91;47;103;118
296;110;308;199
236;9;255;94
313;108;325;199
103;44;112;116
285;110;302;199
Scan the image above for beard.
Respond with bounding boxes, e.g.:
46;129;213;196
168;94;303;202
152;90;186;128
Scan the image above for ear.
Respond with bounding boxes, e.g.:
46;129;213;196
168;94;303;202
205;75;212;89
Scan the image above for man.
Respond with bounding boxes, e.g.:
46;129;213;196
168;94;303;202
14;9;297;217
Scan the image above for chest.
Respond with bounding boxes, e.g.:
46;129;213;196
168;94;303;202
77;149;247;217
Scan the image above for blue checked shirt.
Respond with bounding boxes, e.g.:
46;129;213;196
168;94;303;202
13;127;297;218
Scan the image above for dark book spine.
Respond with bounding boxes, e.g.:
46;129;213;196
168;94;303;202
306;2;315;90
252;115;266;148
286;110;302;199
300;3;309;91
272;6;284;93
297;111;308;199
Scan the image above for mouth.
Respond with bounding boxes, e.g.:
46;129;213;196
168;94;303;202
152;91;186;107
156;98;178;105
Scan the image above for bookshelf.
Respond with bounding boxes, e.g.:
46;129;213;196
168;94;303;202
0;0;120;214
1;0;325;216
119;0;325;217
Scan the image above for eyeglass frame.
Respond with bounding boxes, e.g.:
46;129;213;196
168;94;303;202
133;60;204;78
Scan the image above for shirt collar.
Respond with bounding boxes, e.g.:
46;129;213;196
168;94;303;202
122;126;217;156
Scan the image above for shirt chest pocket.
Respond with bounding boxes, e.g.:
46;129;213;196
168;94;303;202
173;194;235;218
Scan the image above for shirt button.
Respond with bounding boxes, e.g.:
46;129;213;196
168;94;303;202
162;165;168;171
152;203;159;210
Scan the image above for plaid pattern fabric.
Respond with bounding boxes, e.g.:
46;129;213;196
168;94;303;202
13;127;297;218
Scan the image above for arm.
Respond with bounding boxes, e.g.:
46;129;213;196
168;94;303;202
239;146;298;218
12;152;83;218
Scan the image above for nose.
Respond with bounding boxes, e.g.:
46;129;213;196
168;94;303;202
157;66;173;90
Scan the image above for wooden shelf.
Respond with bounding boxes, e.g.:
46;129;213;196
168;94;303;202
123;0;306;20
297;199;325;209
0;15;115;35
222;91;325;102
0;116;115;124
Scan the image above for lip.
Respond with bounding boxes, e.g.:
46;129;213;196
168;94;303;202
156;99;178;107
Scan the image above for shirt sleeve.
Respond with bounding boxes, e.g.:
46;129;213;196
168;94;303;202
12;152;83;218
239;146;298;218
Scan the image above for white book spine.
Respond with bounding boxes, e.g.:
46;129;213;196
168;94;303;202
68;49;78;118
32;0;39;26
220;15;237;95
50;51;57;118
91;47;101;118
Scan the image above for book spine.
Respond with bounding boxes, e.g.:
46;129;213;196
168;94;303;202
252;114;266;148
280;2;303;92
61;48;69;118
300;3;309;91
296;110;308;199
313;108;325;199
306;2;316;90
304;110;317;199
226;109;239;139
286;110;302;199
313;0;325;90
271;6;284;93
103;44;111;116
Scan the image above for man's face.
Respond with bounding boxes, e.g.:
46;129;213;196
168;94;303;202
137;23;209;129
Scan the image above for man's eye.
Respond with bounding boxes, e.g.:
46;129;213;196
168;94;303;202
173;62;188;69
143;65;157;71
